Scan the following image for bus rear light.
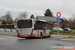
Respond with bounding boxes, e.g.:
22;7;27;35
17;30;19;35
31;28;34;35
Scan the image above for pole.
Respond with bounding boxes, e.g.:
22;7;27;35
58;20;59;37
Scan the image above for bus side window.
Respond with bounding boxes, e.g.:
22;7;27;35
44;23;49;29
34;24;42;30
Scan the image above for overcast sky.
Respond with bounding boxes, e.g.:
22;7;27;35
0;0;75;19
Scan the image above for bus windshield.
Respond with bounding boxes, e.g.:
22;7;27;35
17;19;32;28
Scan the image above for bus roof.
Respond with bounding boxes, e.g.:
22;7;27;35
18;18;29;20
18;18;47;22
36;19;47;22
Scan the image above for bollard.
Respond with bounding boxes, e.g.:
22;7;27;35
4;28;6;32
11;28;14;36
4;27;6;35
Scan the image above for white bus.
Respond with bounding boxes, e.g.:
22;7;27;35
17;18;53;39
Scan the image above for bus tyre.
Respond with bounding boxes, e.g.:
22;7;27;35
40;32;42;39
49;31;51;37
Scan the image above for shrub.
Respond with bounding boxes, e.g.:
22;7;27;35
53;29;57;32
0;24;14;28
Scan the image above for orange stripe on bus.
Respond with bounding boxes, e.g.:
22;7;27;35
17;33;51;38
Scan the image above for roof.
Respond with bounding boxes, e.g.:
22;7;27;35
36;16;61;22
64;20;71;24
36;19;47;22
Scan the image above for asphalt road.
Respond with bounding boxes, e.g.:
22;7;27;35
0;35;75;50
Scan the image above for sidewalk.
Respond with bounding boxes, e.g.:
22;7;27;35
52;34;75;40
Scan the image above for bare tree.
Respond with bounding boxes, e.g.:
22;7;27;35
68;17;73;23
13;17;19;22
5;11;13;24
6;11;11;16
61;17;66;20
1;16;6;24
71;14;75;29
1;11;13;24
72;14;75;21
19;11;27;18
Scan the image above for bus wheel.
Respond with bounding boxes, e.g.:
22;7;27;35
40;32;42;39
49;31;51;37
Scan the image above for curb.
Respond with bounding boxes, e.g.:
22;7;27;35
61;39;75;40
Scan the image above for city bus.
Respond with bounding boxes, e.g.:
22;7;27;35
17;18;53;39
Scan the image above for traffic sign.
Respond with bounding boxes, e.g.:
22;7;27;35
56;18;61;21
56;12;61;18
56;12;61;38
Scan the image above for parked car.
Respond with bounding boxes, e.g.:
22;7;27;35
53;27;63;31
64;28;72;31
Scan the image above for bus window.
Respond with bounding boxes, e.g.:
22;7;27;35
34;21;44;30
34;21;53;30
17;19;32;28
45;23;50;29
34;24;42;30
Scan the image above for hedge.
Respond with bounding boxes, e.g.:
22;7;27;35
0;24;14;28
53;29;75;33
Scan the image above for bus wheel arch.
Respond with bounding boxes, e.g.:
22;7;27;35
40;32;43;38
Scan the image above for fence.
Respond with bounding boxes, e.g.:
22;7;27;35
0;29;17;37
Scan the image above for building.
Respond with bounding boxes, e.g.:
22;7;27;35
63;20;71;27
73;20;75;28
36;16;62;28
